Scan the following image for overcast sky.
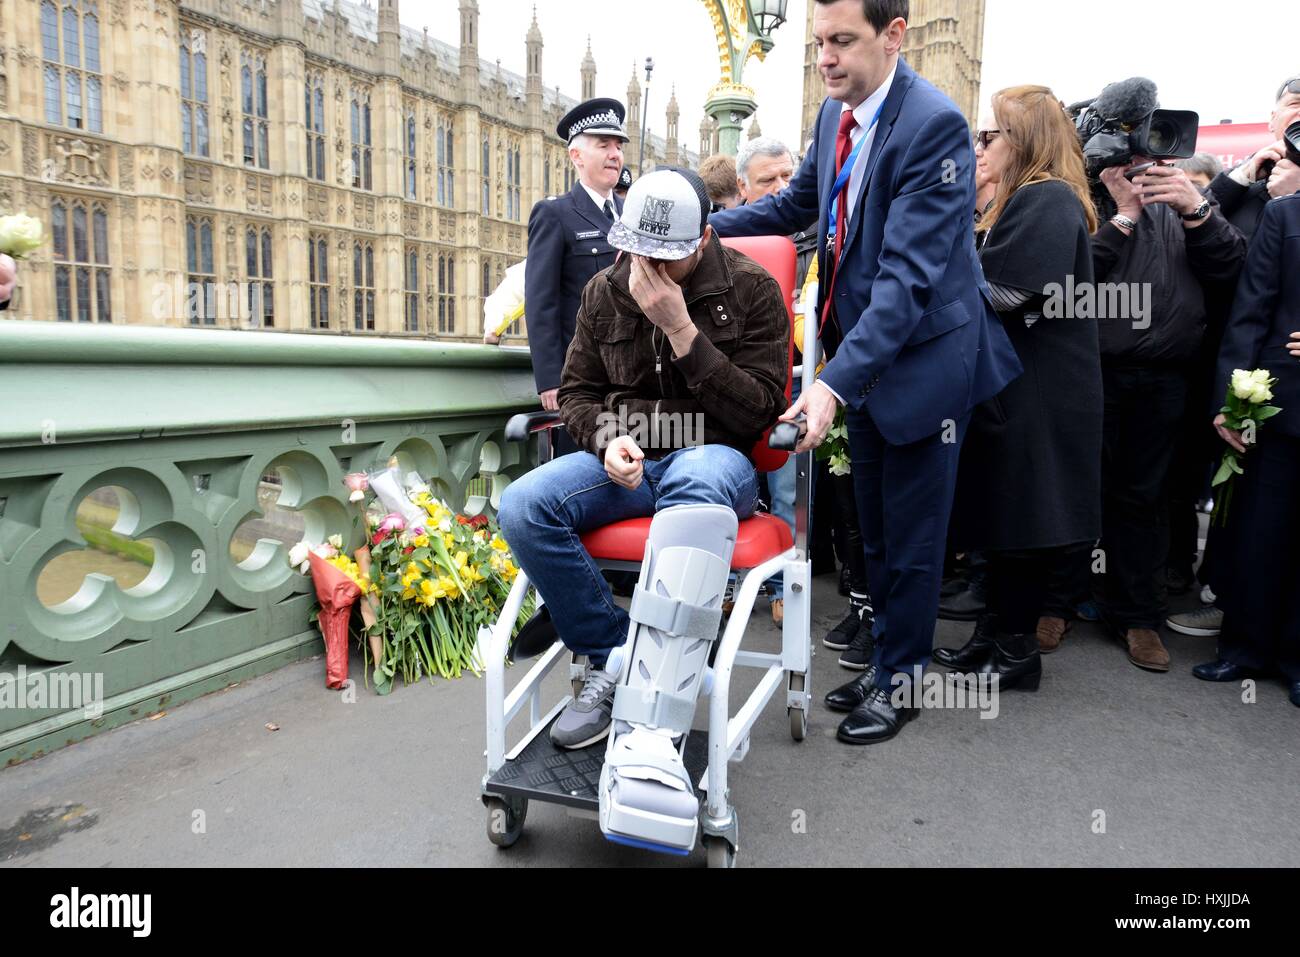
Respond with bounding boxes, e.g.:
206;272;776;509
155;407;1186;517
403;0;1296;153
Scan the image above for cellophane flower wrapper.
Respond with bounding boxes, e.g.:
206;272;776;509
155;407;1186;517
307;551;362;689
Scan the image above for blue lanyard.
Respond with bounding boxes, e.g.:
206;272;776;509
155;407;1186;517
826;102;886;239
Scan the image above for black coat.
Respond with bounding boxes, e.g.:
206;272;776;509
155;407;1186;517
523;183;622;395
956;179;1103;551
1216;193;1300;438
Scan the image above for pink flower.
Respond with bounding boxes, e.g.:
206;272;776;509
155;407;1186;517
378;513;406;535
344;472;369;503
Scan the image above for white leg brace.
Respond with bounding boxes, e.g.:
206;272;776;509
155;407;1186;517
598;504;737;854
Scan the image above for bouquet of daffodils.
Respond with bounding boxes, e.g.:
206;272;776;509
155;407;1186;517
1212;368;1283;526
0;214;45;258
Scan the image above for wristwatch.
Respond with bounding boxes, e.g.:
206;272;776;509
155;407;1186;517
1181;198;1212;222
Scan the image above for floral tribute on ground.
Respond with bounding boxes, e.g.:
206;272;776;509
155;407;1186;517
289;464;535;693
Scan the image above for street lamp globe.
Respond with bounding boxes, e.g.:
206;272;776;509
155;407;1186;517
750;0;788;36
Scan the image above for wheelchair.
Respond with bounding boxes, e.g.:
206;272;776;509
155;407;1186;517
479;236;816;868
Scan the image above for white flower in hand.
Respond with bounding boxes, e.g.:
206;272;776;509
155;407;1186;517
0;214;44;258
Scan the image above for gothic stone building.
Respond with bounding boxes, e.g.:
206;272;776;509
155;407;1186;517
801;0;986;148
0;0;690;340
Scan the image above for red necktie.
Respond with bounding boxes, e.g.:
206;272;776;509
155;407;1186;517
823;109;858;336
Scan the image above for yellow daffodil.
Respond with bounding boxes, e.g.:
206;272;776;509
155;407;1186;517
490;535;509;553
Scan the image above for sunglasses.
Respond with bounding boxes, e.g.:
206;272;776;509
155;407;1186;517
976;129;1001;149
1283;78;1300;97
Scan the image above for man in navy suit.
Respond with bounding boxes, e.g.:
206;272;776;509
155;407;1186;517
710;0;1020;745
525;98;628;451
1194;193;1300;708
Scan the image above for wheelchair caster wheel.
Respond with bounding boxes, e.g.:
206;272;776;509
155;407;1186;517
789;707;807;742
705;836;736;869
485;796;527;848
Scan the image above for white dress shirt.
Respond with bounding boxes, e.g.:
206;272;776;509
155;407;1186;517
839;66;897;225
580;181;616;219
819;69;897;408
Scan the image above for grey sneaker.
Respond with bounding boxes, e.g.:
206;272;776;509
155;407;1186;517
1166;605;1223;638
550;665;618;750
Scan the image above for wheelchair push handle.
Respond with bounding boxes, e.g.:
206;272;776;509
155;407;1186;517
768;416;807;453
505;410;564;443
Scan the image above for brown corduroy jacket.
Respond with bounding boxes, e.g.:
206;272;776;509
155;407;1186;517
557;239;790;461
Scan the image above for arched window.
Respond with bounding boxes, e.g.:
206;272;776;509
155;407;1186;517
305;72;326;180
42;0;103;132
481;138;491;217
241;50;269;168
404;247;420;332
405;108;417;200
185;216;215;324
437;118;455;207
180;28;208;156
510;146;522;222
353;241;375;330
244;225;274;326
438;254;456;334
351;91;373;190
52;196;111;322
309;233;330;328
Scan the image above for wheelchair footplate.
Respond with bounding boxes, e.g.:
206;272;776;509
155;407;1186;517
487;714;709;813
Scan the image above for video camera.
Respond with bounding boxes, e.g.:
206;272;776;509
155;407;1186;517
1067;78;1199;177
1259;120;1300;180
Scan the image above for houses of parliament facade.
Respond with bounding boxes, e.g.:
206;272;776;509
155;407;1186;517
0;0;692;340
0;0;984;341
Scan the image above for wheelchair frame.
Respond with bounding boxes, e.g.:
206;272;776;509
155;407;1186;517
479;256;818;869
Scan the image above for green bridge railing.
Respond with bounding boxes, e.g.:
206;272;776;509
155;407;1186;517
0;321;540;766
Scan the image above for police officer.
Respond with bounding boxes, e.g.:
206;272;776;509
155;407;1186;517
525;97;629;450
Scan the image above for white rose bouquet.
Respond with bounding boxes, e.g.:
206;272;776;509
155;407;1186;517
1212;368;1283;525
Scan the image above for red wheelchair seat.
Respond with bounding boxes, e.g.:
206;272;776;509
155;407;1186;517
581;512;794;571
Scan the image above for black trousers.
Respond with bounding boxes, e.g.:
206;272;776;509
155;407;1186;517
1099;364;1190;631
989;543;1093;635
1216;431;1300;683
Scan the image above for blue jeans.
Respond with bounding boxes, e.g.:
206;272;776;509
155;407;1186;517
498;445;759;666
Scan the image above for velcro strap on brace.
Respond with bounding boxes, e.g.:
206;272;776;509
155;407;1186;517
612;687;697;733
606;728;690;791
629;587;723;639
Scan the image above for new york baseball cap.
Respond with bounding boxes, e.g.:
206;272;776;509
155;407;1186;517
607;167;710;261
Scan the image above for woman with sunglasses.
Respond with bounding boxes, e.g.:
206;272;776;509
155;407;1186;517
938;86;1103;690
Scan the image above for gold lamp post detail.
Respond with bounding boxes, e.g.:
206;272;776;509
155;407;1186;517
700;0;789;156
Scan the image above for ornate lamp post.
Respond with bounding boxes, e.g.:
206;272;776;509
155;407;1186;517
700;0;789;156
638;57;655;176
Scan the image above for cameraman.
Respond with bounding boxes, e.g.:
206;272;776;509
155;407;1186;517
1090;103;1247;673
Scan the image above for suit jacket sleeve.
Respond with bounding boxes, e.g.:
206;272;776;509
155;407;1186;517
524;200;567;395
1215;199;1283;405
709;101;826;238
818;108;977;406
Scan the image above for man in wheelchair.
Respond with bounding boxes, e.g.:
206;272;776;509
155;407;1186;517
498;167;791;753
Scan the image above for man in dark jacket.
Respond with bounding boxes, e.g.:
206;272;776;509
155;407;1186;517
1167;75;1300;636
1092;154;1246;672
498;168;789;751
1193;193;1300;708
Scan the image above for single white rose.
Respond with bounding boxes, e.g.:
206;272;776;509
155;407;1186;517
1230;369;1256;401
0;214;44;258
828;453;852;477
327;533;344;550
1248;383;1274;404
288;541;310;569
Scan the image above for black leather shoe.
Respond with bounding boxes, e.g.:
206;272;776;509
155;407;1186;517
976;631;1042;692
824;665;879;713
837;686;918;745
1192;659;1258;682
940;575;967;598
938;585;986;622
933;612;997;671
1290;682;1300;708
